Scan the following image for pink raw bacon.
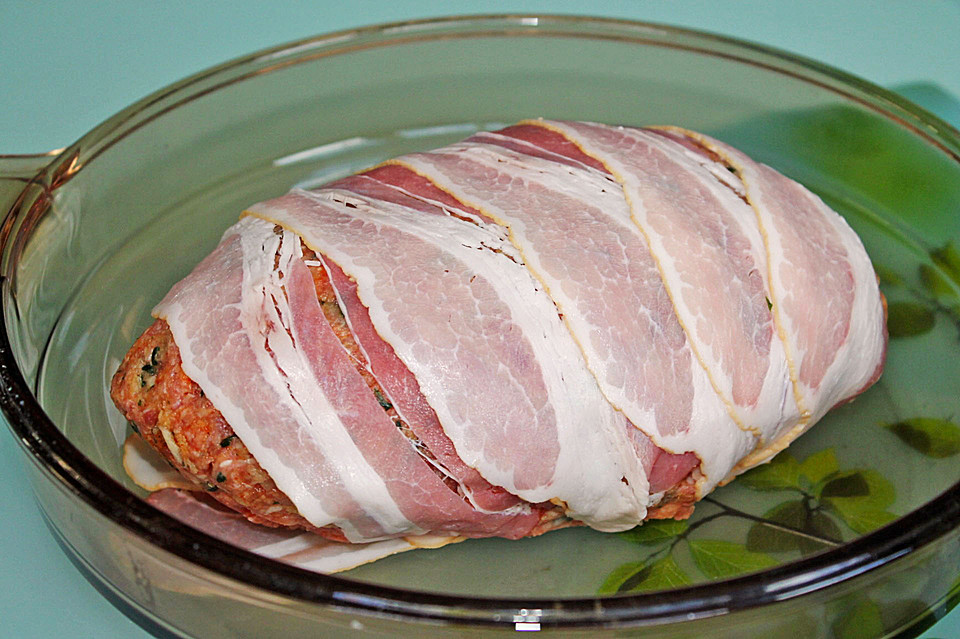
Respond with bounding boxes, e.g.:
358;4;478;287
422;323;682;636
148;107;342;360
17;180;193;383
147;489;447;573
155;219;389;540
668;127;887;459
158;217;539;541
392;142;748;492
319;254;523;513
335;164;701;495
537;120;798;447
280;230;541;538
246;188;653;530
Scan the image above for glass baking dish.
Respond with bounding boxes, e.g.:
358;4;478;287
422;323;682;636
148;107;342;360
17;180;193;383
1;14;959;638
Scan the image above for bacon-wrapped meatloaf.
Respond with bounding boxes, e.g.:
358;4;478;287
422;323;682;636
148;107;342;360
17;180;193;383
111;120;886;545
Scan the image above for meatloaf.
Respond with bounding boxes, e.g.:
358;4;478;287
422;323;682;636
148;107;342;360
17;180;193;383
111;120;886;544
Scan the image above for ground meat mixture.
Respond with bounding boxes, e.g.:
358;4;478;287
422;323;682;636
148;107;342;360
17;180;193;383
111;319;351;540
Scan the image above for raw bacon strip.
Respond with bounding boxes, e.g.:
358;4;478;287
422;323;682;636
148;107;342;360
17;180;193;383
644;128;747;198
467;126;607;173
246;188;651;531
668;128;887;455
621;425;697;501
339;166;702;494
160;217;540;541
250;224;420;539
320;256;523;513
334;165;496;225
155;217;389;540
277;233;541;538
149;488;316;549
325;171;527;511
537;120;798;446
147;489;435;573
394;143;752;492
335;167;703;495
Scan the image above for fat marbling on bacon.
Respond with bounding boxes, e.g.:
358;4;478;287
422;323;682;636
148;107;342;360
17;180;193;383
111;120;886;551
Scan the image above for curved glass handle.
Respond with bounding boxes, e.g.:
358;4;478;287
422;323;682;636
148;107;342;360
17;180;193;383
0;152;58;216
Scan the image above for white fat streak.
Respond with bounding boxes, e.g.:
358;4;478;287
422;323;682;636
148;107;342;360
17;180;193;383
353;173;493;229
538;123;760;437
256;531;419;573
245;223;415;538
665;129;885;464
398;143;753;494
155;221;344;534
248;189;650;531
800;190;886;421
288;535;464;573
254;532;332;558
156;217;412;540
123;433;198;492
711;141;883;421
291;539;416;573
229;221;357;535
317;254;516;516
661;136;747;198
634;130;799;442
257;531;463;573
469;130;608;175
682;350;756;490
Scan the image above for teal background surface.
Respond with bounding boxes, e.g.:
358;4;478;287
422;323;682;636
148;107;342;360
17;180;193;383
2;1;959;636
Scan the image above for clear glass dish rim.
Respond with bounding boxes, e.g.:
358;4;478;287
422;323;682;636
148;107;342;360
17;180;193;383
2;13;959;629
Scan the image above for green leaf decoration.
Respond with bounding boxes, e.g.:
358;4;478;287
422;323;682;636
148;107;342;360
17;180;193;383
886;302;935;338
825;504;897;534
818;469;894;506
920;263;957;300
688;540;778;579
873;262;903;288
738;452;801;492
931;240;960;287
831;599;885;639
599;556;691;594
820;469;896;534
597;561;647;595
804;510;844;549
636;556;691;591
885;418;960;458
820;472;870;498
857;469;895;506
619;519;688;546
746;500;842;555
746;501;805;553
798;448;840;486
